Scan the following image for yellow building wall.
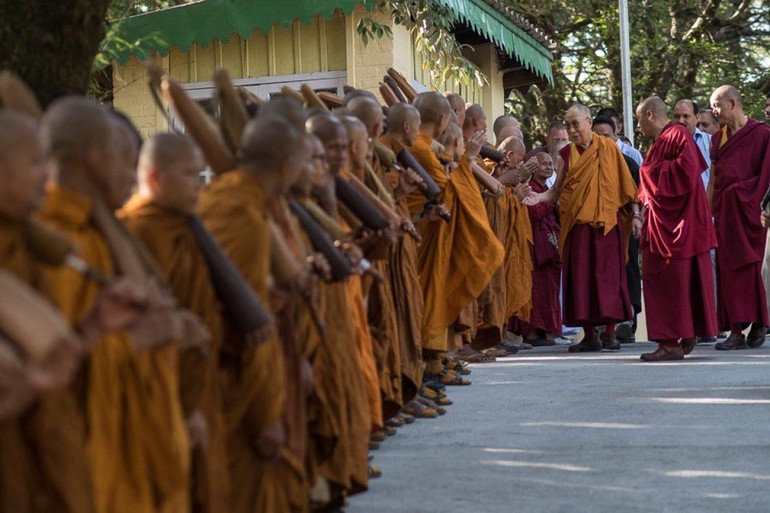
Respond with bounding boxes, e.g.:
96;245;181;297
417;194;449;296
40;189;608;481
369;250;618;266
113;11;348;137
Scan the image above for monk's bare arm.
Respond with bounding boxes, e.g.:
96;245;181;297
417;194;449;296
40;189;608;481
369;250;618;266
707;166;715;209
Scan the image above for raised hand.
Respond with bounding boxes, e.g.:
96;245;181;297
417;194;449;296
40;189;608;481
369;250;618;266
465;130;486;161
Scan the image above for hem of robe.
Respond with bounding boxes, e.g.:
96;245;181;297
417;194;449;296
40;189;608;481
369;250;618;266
643;249;717;340
562;219;632;326
716;256;769;329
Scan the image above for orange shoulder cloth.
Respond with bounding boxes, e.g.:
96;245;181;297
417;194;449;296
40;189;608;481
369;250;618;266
558;135;637;255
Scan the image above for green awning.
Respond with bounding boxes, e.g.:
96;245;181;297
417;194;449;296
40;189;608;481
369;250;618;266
440;0;553;84
110;0;372;64
111;0;552;84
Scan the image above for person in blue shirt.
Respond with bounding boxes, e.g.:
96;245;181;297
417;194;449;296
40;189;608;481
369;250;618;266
673;99;711;190
596;107;644;167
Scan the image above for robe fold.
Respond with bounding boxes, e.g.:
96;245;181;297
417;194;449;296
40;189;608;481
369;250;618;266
197;170;296;513
38;186;189;513
559;136;637;326
711;119;770;328
504;192;534;323
118;196;229;513
299;197;370;494
378;134;423;389
0;215;92;513
639;123;717;340
407;131;504;344
510;181;560;335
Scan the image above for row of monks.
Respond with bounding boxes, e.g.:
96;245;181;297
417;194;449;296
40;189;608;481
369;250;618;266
2;70;770;513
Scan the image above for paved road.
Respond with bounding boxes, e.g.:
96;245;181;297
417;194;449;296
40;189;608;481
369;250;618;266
347;342;770;513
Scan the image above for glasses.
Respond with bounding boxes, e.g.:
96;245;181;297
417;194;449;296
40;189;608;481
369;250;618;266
564;118;590;129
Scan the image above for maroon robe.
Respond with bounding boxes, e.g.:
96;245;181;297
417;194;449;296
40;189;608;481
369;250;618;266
559;144;632;326
509;180;561;335
711;119;770;329
639;123;717;341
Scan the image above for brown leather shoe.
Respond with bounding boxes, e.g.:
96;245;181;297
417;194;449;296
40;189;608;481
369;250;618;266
600;332;621;351
640;344;685;362
746;324;767;348
715;333;748;350
680;338;696;355
568;337;602;353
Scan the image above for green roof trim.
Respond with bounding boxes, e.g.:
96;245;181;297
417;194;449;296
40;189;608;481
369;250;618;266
111;0;371;64
439;0;553;84
111;0;552;84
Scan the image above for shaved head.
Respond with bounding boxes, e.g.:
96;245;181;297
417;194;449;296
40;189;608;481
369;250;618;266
496;125;523;145
567;104;592;119
492;115;520;139
0;111;47;217
307;114;348;174
241;115;302;166
138;133;199;179
258;97;306;132
637;96;668;119
712;85;742;107
497;135;525;156
413;92;451;125
463;104;486;132
387;103;419;131
342;89;378;107
347;96;384;140
40;96;112;166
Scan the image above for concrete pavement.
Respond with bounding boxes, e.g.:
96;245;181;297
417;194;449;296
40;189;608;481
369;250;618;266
347;342;770;513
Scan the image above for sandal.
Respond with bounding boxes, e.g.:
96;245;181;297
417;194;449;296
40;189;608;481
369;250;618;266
402;400;438;419
438;369;471;386
460;352;496;363
416;397;446;416
400;412;415;424
370;430;385;443
369;466;382;479
384;425;397;436
386;415;405;428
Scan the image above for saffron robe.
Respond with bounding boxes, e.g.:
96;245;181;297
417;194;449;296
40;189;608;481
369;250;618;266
639;123;717;340
118;197;229;513
197;171;295;513
558;135;637;326
38;186;189;513
378;134;424;394
0;215;92;513
711;119;770;328
407;130;504;344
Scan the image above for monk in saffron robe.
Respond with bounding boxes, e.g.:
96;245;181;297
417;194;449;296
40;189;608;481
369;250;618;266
525;104;640;352
308;114;374;501
512;153;561;343
118;133;229;513
0;110;92;513
708;85;770;349
635;96;718;361
407;92;504;378
38;97;191;513
198;114;311;513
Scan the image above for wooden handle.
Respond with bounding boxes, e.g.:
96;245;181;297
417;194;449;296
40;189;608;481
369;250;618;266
383;76;407;103
471;161;504;195
346;173;401;227
379;82;399;107
317;91;342;109
0;269;72;363
214;69;249;149
300;84;328;111
386;68;417;102
0;71;42;119
161;76;236;175
281;86;306;105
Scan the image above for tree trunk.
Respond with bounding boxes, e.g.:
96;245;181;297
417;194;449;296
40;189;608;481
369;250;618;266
0;0;111;107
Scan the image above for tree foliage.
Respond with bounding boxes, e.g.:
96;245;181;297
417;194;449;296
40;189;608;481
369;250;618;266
506;0;770;143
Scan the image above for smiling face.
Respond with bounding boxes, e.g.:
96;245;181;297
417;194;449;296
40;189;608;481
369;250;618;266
565;107;593;147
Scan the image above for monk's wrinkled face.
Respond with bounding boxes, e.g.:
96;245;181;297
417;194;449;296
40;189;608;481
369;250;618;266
348;127;368;169
319;126;349;176
535;153;554;181
672;102;697;134
710;92;737;125
153;146;204;213
0;127;47;218
546;127;569;153
565;108;593;147
696;111;719;135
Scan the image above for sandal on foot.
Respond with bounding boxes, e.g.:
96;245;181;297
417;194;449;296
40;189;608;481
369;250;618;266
369;466;382;479
384;425;397;436
400;412;415;424
370;430;385;443
402;400;438;419
439;369;471;386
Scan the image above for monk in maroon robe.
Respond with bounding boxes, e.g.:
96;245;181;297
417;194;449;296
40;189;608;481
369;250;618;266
635;96;718;361
524;104;639;353
708;85;770;350
511;153;561;343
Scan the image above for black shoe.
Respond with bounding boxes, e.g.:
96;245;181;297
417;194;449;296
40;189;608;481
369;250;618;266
600;332;621;351
715;333;748;350
614;322;633;341
746;324;767;348
568;337;602;353
697;336;717;344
